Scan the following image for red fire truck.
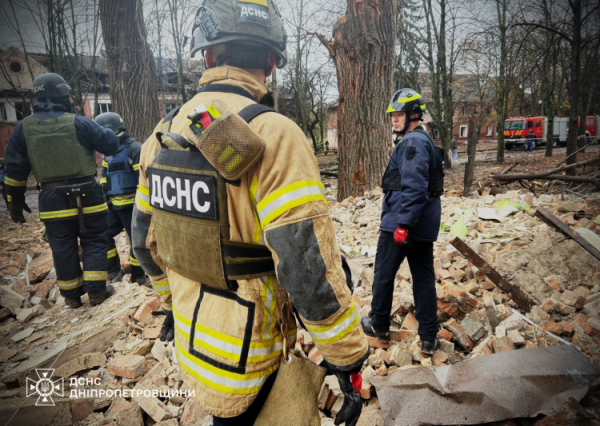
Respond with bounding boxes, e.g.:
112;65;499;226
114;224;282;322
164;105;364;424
503;115;599;149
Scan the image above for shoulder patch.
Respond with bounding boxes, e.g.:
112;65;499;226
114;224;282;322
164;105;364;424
406;146;417;160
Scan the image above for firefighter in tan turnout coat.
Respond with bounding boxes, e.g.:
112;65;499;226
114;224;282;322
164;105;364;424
131;0;369;424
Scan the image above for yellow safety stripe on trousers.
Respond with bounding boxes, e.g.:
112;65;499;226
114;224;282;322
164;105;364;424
102;160;108;168
256;179;327;228
130;256;141;267
100;177;107;185
304;300;359;344
107;248;118;259
151;279;171;295
39;203;108;220
132;164;140;171
175;340;278;395
173;309;286;364
83;271;108;281
136;185;152;212
7;195;12;202
110;194;135;206
57;275;83;291
4;177;27;187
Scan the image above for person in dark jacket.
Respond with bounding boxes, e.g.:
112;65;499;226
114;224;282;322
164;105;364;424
361;88;443;354
4;73;119;309
95;112;146;285
525;130;536;152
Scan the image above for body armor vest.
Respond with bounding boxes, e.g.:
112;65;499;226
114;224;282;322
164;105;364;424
147;97;276;292
106;143;138;196
23;113;97;183
381;128;445;197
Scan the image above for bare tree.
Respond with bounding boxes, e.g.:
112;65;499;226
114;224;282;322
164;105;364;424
318;0;398;200
99;0;160;141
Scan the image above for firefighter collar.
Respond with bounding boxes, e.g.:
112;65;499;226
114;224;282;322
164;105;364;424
199;66;268;103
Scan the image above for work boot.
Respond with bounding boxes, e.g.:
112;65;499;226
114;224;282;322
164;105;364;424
108;268;126;283
421;337;440;355
360;317;390;343
65;297;83;309
88;284;115;306
134;275;152;288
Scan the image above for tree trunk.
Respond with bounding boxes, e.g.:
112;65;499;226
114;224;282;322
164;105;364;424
323;0;398;200
99;0;160;141
566;0;582;167
463;115;477;197
495;0;508;164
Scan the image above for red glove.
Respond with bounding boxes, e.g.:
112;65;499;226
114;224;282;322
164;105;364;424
394;227;408;244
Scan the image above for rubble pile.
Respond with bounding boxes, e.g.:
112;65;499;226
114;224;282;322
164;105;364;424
0;182;599;425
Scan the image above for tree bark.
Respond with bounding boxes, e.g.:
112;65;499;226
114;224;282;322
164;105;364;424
99;0;160;141
321;0;398;201
463;115;478;197
566;0;582;168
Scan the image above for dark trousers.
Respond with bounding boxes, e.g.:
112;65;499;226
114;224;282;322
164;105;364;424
106;206;144;279
213;370;277;426
45;213;109;298
370;231;439;341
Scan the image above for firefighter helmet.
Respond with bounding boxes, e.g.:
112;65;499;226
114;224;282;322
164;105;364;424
387;88;426;116
190;0;287;69
32;73;71;100
95;112;125;133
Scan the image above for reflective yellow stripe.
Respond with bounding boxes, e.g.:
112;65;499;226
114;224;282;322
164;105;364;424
5;177;27;187
110;194;135;206
100;177;107;185
107;248;118;259
39;203;108;220
132;164;140;171
175;340;278;395
421;104;427;110
102;161;108;168
256;180;326;228
152;279;171;295
57;275;83;290
249;174;262;243
398;93;422;103
83;271;108;281
7;195;12;202
130;256;140;267
136;185;152;212
304;300;359;344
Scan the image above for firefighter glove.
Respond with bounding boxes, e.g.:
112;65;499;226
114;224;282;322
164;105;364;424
333;369;362;426
9;197;26;224
160;309;174;342
394;227;408;244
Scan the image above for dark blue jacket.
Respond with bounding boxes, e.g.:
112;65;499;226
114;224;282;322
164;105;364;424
4;101;119;220
380;128;441;242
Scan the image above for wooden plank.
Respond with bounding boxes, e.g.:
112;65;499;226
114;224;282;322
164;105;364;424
535;207;600;262
450;237;534;313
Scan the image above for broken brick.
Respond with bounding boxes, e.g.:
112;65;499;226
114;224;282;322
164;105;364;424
367;336;389;349
107;355;146;379
438;328;453;341
445;319;473;351
134;296;161;325
492;337;514;353
560;290;585;310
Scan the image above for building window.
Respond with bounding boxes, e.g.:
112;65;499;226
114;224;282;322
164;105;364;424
98;103;112;114
9;62;23;73
462;105;468;117
459;125;468;138
536;120;541;127
15;102;31;120
487;125;493;136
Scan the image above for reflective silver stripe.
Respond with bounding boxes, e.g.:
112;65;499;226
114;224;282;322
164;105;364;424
152;280;171;295
306;305;358;342
176;343;272;390
257;185;324;225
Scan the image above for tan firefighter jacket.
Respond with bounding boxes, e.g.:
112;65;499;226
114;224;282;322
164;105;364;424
133;66;368;418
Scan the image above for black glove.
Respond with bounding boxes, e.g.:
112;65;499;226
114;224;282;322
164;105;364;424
9;197;26;224
152;309;174;341
333;369;362;426
23;202;31;213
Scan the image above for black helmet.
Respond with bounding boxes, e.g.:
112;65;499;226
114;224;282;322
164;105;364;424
190;0;287;69
387;88;426;116
95;112;125;132
388;88;426;134
32;73;71;100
